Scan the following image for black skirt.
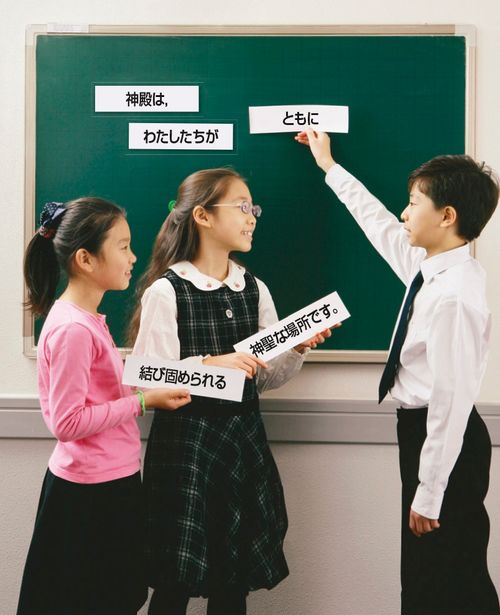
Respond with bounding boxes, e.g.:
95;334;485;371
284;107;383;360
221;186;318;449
17;469;147;615
143;406;289;596
398;406;500;615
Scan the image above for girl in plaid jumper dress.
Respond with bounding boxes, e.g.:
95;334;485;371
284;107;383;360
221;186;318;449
129;168;331;615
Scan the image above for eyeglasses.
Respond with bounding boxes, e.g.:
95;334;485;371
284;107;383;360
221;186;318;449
210;200;262;218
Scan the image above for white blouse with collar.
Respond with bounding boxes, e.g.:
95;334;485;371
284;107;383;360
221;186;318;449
132;260;305;393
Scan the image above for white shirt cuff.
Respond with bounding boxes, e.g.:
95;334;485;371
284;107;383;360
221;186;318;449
411;484;444;520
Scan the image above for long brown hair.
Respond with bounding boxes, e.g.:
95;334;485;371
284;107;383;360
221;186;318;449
127;167;245;345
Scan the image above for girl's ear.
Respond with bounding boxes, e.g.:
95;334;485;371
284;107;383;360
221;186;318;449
73;248;96;273
192;205;212;229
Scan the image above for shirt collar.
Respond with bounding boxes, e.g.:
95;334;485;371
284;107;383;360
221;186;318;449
420;243;472;282
169;260;247;291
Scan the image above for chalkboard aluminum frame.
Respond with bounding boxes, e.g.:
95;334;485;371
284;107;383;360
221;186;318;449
23;24;476;362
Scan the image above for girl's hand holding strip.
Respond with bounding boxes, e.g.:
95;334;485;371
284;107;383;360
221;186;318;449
294;326;338;353
143;388;191;411
203;352;268;379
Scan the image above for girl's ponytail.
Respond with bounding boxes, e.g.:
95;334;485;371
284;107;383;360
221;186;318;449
24;202;67;316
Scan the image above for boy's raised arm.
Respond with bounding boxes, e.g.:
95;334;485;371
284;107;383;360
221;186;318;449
296;130;425;285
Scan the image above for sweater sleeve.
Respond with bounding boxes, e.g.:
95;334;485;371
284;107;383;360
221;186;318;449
255;278;305;392
44;322;140;442
132;279;181;360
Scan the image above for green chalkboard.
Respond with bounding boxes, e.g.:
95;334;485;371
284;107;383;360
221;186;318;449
31;29;467;357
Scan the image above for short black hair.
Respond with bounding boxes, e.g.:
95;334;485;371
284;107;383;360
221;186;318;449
408;155;499;241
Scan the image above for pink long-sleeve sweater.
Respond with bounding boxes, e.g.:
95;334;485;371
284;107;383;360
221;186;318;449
37;300;141;484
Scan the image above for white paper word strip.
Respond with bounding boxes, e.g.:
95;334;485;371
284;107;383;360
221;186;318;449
122;355;245;402
234;291;350;361
95;86;199;112
249;105;349;134
129;123;233;150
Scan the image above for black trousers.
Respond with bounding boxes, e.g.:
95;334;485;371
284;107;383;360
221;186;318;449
17;469;147;615
398;406;500;615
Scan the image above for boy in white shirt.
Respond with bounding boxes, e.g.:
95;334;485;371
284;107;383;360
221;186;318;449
296;130;500;615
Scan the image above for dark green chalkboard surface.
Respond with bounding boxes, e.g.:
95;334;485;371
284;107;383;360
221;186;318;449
32;30;466;356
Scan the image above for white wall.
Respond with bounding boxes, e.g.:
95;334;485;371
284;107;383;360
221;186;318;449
2;1;500;614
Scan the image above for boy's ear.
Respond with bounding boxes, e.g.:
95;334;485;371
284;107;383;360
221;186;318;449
440;205;458;228
192;205;212;228
73;248;96;273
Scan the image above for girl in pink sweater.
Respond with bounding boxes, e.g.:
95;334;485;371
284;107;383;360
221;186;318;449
17;199;191;615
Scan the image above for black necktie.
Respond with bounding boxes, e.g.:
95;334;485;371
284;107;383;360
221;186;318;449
378;270;424;403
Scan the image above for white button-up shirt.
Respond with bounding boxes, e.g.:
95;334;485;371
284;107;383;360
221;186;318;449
326;164;491;519
133;260;306;393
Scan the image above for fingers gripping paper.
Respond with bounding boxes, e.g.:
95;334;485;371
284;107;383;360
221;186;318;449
249;105;349;134
234;291;350;361
122;356;246;401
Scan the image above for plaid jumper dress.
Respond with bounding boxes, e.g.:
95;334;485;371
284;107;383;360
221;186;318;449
143;269;289;596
